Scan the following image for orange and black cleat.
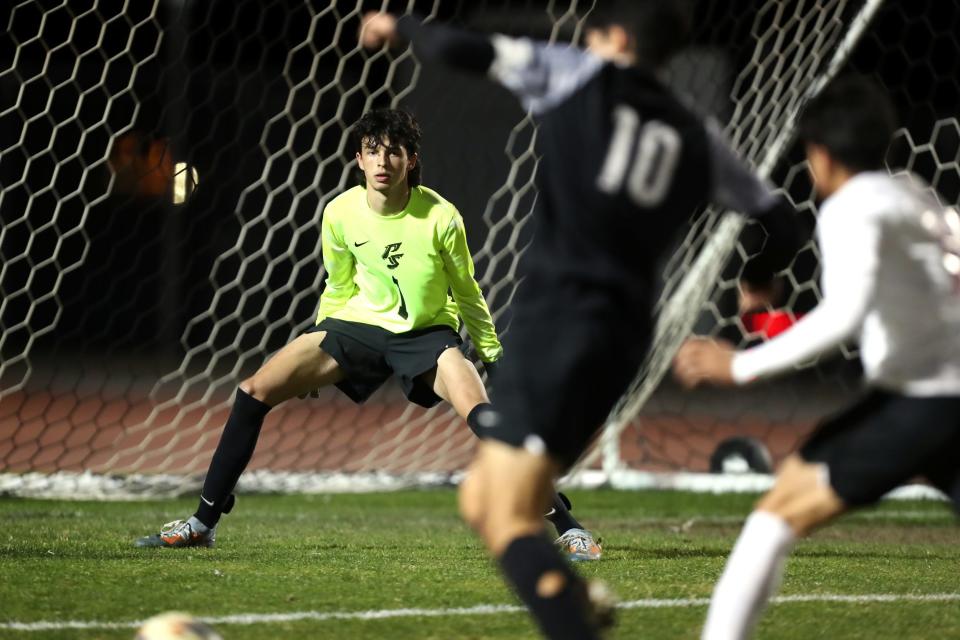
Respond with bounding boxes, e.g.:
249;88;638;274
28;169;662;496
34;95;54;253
134;519;216;548
555;528;602;562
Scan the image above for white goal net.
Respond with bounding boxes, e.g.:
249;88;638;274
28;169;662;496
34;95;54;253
1;0;958;498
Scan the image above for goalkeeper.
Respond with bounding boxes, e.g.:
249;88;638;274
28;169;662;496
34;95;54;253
134;108;599;558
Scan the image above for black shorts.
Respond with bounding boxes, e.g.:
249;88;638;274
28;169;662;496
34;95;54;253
306;318;463;408
484;279;650;469
800;389;960;509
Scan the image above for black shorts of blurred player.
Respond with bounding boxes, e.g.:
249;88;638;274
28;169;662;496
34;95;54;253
772;390;960;533
467;279;650;466
458;276;651;549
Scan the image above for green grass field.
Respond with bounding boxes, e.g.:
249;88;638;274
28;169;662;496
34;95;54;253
1;490;958;639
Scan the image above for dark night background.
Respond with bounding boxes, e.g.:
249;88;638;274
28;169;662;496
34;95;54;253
1;0;958;378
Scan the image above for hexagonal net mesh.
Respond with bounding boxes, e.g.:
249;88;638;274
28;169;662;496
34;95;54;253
1;1;957;497
593;0;960;489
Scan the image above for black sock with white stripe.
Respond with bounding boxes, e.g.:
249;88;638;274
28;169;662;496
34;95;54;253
466;402;496;437
545;492;583;537
194;388;271;528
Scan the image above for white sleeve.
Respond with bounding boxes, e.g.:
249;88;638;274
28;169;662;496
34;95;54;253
731;200;882;384
488;35;603;114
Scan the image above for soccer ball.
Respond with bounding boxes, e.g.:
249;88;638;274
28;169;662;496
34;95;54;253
135;612;223;640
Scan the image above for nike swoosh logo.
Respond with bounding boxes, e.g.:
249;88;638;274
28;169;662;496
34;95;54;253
544;508;556;517
200;495;215;507
354;241;369;247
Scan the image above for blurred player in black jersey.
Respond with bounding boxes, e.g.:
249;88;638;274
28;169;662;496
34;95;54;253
362;2;801;637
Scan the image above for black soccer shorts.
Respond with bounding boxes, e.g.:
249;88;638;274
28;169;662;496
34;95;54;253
800;389;960;509
482;279;651;469
306;318;464;408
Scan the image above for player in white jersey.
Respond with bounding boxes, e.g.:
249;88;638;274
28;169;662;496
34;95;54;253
674;75;960;639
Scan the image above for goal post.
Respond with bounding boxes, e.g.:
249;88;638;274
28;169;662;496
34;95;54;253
2;0;958;498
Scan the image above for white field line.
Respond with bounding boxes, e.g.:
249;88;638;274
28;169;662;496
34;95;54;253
237;509;954;523
616;510;957;526
3;593;959;632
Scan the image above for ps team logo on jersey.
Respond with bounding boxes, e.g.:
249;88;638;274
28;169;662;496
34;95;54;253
382;242;403;269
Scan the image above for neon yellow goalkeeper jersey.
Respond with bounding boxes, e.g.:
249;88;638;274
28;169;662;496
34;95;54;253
316;185;503;363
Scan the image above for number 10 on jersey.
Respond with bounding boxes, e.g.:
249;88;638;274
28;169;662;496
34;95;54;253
596;105;682;207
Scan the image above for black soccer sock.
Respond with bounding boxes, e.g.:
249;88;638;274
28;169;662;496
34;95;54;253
546;491;584;537
498;534;600;640
194;388;271;528
466;402;495;438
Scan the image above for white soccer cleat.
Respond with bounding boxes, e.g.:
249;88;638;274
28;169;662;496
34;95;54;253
134;519;216;548
555;527;602;561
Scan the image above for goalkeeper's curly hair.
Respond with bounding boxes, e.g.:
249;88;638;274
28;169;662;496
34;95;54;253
352;108;422;187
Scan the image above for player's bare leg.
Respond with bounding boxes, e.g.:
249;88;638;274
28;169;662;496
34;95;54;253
429;347;489;419
429;349;601;559
460;441;557;551
702;454;847;639
240;331;344;405
459;441;610;639
135;332;343;548
754;455;847;534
